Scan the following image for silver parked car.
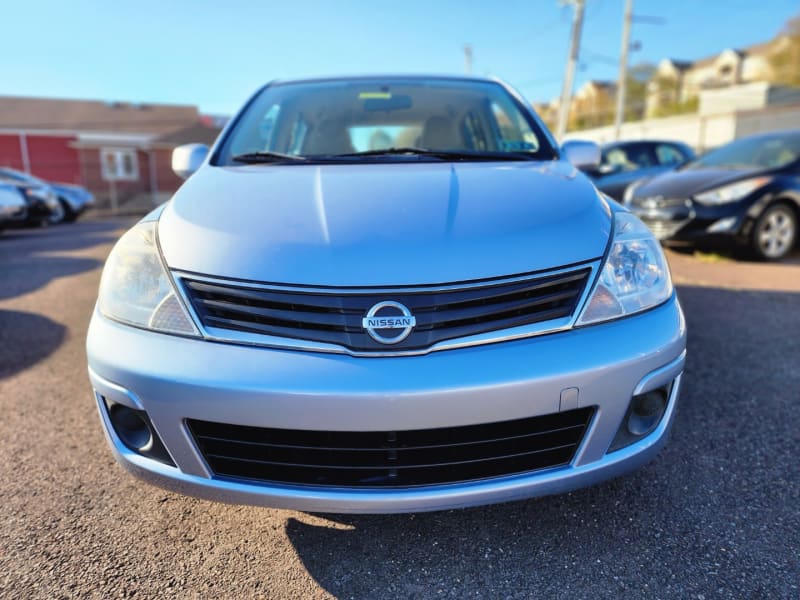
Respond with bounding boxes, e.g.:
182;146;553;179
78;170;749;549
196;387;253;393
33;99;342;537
87;76;686;513
0;167;63;225
49;182;95;222
0;167;93;223
0;183;28;231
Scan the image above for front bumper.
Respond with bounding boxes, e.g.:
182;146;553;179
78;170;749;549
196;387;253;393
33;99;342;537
87;296;686;513
0;203;27;223
60;192;93;214
631;199;751;242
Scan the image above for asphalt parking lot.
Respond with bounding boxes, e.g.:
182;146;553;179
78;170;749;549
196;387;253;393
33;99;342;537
1;219;798;599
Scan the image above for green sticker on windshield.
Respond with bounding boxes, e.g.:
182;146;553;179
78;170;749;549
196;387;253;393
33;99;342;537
359;92;392;100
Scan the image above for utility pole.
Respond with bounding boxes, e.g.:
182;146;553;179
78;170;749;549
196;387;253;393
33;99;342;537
464;44;473;75
613;0;634;140
556;0;586;141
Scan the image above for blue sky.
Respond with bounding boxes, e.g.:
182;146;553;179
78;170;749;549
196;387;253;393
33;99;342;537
0;0;796;115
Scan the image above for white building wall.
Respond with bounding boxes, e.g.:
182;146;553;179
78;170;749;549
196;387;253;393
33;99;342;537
741;55;772;82
562;103;800;151
735;104;800;138
699;82;771;114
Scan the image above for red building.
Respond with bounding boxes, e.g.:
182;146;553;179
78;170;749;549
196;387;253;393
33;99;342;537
0;96;222;208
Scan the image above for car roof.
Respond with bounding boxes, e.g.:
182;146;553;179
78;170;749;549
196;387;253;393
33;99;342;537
735;129;800;142
269;74;499;87
601;140;689;150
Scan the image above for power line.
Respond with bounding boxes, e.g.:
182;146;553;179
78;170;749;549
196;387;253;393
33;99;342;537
632;14;665;25
581;48;619;66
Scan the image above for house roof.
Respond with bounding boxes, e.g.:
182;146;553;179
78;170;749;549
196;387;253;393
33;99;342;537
676;38;778;70
692;49;744;69
738;38;780;57
662;59;693;71
574;80;617;101
585;80;616;90
153;121;223;147
0;96;200;134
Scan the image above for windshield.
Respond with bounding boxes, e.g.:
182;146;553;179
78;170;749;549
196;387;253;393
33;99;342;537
0;168;29;183
686;132;800;170
0;168;46;186
602;144;656;171
215;78;556;164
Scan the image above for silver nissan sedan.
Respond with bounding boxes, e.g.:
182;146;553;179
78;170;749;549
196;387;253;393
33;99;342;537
86;76;686;513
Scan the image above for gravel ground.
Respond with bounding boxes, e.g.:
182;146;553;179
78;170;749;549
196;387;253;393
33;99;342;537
1;220;798;599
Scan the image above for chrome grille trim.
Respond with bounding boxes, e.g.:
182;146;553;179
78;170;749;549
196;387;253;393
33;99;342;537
173;261;600;357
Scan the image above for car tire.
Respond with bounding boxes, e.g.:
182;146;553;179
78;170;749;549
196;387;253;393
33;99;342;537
59;198;78;223
751;203;797;261
46;201;66;225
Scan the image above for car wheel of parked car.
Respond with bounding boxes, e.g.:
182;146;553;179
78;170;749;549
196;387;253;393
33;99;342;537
752;203;797;261
46;201;66;225
58;198;78;223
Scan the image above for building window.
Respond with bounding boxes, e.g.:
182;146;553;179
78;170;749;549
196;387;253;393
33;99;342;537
100;148;139;181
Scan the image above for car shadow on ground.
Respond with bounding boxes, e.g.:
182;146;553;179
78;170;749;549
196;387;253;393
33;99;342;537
666;242;800;265
281;284;799;598
0;219;126;253
0;254;102;301
0;220;126;300
0;309;66;380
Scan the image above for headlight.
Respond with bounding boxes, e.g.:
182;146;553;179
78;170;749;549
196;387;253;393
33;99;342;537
693;176;771;205
622;179;645;204
24;187;47;200
577;212;673;325
98;221;199;336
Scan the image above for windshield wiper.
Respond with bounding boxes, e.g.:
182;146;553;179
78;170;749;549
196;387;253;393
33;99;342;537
233;147;539;164
232;151;307;164
332;147;538;161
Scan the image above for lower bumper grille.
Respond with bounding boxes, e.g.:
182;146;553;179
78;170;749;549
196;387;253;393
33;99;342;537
188;408;594;488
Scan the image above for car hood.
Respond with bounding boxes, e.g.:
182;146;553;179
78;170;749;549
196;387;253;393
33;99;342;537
633;166;761;199
158;161;611;287
0;184;26;207
3;181;44;192
52;182;86;194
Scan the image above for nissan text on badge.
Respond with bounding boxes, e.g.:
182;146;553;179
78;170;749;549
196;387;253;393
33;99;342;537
87;76;686;513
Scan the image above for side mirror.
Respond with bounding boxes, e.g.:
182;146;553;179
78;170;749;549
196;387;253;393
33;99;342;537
172;144;209;179
561;140;601;171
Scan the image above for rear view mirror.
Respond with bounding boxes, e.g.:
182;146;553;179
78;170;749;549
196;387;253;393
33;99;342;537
172;144;209;179
561;140;601;171
362;94;413;112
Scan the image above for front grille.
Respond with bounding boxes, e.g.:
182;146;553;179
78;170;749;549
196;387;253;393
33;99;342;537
640;218;690;240
181;267;590;352
188;408;594;488
630;196;689;209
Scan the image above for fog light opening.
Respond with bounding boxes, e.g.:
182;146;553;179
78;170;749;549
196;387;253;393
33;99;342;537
627;390;667;437
608;385;670;453
109;403;153;452
101;398;175;466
